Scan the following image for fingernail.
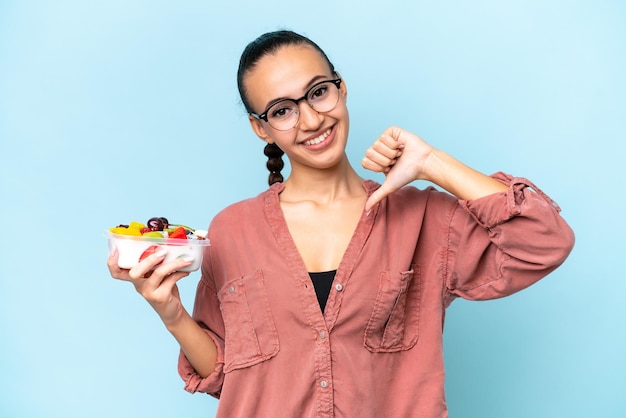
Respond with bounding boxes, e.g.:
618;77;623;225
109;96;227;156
179;255;195;263
155;248;167;257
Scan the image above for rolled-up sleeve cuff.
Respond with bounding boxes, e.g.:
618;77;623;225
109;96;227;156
177;329;225;398
458;172;561;229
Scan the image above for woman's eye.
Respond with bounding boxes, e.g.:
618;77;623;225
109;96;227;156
310;86;328;100
271;106;293;119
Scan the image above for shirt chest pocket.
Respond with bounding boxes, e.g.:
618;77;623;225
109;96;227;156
364;265;421;352
218;270;279;373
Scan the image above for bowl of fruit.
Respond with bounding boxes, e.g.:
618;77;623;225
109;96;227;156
106;217;210;272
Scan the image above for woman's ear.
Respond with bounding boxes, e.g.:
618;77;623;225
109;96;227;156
248;115;273;144
339;77;347;101
335;71;348;98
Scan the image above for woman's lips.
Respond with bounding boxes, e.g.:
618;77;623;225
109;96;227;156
300;127;333;150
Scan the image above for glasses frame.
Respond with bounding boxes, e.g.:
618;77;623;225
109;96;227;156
250;77;343;130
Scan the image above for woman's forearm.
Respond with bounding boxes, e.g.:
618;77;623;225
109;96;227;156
422;149;508;200
165;311;218;378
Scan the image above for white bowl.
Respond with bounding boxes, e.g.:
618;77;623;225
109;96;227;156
106;231;210;272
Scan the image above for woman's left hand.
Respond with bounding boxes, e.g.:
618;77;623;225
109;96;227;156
361;126;434;211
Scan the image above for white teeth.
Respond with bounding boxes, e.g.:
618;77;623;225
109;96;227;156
303;129;331;146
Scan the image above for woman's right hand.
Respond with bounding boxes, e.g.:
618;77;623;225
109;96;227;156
362;126;435;211
107;248;194;325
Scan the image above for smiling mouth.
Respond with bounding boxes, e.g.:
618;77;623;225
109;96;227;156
301;128;332;146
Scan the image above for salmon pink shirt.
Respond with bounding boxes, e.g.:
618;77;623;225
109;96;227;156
178;173;574;418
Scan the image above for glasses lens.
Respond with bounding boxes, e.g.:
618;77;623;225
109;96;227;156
266;101;299;131
307;81;340;113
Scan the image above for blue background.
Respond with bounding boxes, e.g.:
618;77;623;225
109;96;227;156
1;1;624;417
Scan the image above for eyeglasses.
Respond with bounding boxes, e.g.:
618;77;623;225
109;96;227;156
250;78;342;131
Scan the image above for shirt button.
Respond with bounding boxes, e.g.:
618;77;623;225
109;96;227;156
335;283;343;291
319;331;326;339
228;286;235;293
320;380;328;388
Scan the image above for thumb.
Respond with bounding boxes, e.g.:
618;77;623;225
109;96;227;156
365;182;398;212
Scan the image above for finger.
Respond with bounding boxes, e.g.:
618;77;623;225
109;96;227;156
361;156;387;173
382;126;404;144
152;270;190;296
107;249;134;281
363;148;398;172
110;268;133;282
128;249;168;280
141;255;196;287
365;186;391;212
137;258;194;299
364;189;383;213
371;136;403;160
365;182;399;212
107;247;119;270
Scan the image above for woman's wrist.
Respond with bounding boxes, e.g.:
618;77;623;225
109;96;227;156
163;308;194;334
417;148;446;185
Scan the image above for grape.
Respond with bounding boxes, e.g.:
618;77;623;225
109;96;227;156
147;217;165;231
159;217;170;228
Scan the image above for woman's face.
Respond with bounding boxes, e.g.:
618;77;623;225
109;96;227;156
244;44;350;172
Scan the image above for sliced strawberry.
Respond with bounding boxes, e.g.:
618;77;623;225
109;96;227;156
168;226;188;240
139;245;162;262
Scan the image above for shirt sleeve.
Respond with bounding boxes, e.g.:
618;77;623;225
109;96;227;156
444;172;575;302
177;261;226;398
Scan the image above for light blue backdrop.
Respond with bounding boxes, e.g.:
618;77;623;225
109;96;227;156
1;1;624;417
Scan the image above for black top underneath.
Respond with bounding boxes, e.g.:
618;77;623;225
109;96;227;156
308;270;337;312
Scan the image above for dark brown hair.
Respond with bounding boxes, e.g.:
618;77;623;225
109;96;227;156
237;30;336;185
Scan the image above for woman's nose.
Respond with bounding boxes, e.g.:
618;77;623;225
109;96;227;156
296;101;324;131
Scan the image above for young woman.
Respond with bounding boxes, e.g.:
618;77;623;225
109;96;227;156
108;30;574;417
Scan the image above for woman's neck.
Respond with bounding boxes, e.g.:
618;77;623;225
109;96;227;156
280;158;365;205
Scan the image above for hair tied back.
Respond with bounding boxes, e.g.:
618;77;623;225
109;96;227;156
264;143;285;185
